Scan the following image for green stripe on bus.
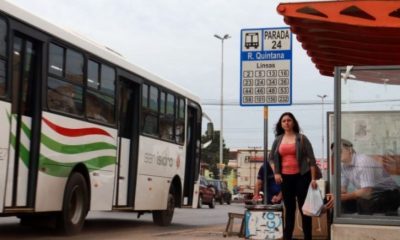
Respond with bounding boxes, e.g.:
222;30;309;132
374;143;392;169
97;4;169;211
19;117;31;138
6;111;11;123
39;155;116;177
41;134;116;154
18;116;116;154
10;133;30;166
11;133;116;177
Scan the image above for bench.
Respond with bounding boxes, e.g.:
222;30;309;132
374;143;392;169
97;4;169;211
223;212;245;237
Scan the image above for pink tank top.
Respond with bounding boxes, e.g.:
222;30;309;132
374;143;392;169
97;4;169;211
279;143;299;174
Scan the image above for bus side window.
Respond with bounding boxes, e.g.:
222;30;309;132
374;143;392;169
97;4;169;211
159;92;176;142
159;91;169;140
48;77;83;114
175;98;185;144
86;60;115;124
142;112;158;136
47;44;83;116
141;84;159;136
0;18;7;97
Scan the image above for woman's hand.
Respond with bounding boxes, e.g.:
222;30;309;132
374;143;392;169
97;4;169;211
274;174;282;184
311;179;318;189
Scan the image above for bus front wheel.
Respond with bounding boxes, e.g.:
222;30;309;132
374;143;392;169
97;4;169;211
57;172;89;235
152;192;175;226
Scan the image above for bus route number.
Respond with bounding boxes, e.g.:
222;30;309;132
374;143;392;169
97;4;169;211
243;79;253;86
278;87;289;94
278;96;289;103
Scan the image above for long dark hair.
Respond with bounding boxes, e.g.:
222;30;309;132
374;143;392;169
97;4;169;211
274;112;301;136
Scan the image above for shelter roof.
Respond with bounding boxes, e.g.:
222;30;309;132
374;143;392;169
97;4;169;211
277;0;400;84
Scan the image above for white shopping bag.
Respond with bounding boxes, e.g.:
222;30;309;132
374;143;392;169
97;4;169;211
302;184;324;217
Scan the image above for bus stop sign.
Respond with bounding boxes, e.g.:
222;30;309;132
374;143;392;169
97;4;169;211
240;27;292;106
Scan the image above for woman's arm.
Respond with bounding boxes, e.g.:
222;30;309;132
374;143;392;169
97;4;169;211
270;138;283;184
303;135;318;188
303;135;317;167
310;166;318;189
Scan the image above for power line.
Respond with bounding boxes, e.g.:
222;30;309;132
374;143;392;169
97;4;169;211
201;98;400;106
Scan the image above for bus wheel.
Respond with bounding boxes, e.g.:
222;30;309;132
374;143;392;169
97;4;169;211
57;172;89;235
152;192;175;226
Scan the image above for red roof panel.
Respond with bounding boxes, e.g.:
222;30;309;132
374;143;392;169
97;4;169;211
277;0;400;78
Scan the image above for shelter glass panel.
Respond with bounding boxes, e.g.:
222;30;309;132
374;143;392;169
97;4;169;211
334;66;400;224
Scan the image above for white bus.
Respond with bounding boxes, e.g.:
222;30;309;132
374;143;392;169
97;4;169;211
0;0;206;235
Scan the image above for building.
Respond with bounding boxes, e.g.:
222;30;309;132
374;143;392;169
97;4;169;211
236;148;265;196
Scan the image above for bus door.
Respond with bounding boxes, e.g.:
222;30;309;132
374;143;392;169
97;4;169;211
115;77;140;207
5;32;42;209
183;102;201;206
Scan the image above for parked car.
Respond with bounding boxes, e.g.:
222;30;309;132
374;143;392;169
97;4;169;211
231;193;244;202
198;176;216;208
208;179;232;205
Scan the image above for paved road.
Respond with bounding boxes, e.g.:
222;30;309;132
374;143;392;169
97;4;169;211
0;203;247;239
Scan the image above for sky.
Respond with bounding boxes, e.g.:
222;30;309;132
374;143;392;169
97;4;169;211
10;0;334;158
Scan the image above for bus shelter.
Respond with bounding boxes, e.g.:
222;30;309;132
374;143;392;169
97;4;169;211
277;0;400;239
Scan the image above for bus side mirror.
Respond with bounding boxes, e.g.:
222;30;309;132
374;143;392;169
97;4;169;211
206;122;214;138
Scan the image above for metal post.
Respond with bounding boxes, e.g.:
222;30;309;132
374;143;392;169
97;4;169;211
317;94;327;172
214;34;230;179
263;106;268;205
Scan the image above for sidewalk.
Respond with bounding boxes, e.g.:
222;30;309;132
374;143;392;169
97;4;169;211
152;223;243;240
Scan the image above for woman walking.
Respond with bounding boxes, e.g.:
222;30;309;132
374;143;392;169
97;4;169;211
270;112;318;240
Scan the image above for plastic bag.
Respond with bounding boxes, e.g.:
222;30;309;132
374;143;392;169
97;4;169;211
301;184;324;217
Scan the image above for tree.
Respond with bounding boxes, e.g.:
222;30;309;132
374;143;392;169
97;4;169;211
201;131;230;179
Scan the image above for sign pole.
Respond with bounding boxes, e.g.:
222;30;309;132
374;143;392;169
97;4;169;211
263;106;268;205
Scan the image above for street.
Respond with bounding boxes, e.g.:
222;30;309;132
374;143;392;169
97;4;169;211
0;203;246;239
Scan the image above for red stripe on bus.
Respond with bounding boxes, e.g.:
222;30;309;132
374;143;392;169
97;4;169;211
42;117;112;137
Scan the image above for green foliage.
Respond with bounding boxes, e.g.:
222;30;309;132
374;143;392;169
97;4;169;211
201;131;229;179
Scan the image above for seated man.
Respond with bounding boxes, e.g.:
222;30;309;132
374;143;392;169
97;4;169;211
332;139;400;215
253;162;282;204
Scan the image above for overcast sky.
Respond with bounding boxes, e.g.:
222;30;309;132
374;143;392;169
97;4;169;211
11;0;334;157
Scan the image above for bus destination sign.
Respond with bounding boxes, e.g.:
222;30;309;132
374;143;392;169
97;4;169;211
240;27;292;106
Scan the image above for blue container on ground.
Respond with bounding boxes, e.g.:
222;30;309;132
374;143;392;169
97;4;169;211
244;204;283;240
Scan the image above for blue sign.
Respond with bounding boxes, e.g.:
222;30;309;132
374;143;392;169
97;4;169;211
240;27;292;106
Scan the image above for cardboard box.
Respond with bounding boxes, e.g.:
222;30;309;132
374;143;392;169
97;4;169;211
292;209;328;239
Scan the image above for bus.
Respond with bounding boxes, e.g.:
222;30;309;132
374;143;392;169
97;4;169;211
0;0;207;235
244;32;259;49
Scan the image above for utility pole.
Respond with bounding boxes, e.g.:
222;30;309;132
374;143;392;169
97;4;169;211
214;34;231;179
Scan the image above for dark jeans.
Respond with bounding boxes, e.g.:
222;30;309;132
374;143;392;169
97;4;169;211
281;172;312;240
342;188;400;215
